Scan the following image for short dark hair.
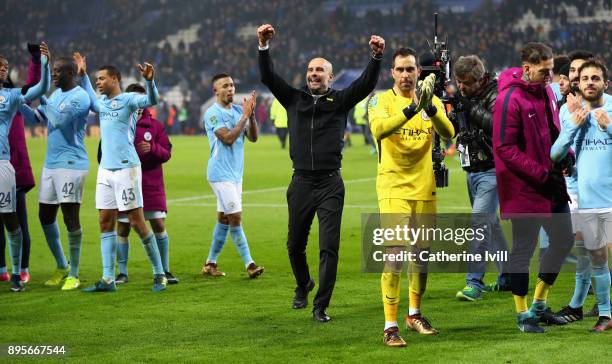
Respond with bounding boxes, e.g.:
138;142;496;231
392;48;418;68
578;60;608;81
568;50;595;62
126;83;145;93
55;56;77;75
454;55;485;81
98;65;121;82
553;55;569;75
520;42;553;64
212;73;231;84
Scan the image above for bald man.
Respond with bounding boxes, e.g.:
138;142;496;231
257;24;384;322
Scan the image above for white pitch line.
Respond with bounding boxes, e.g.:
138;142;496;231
170;202;470;211
167;168;462;207
167;177;376;203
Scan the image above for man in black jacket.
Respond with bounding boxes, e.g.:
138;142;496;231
453;55;510;302
257;23;384;322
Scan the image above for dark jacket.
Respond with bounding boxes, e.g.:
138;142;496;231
259;48;381;171
136;108;171;212
493;67;567;217
459;75;497;171
11;58;39;192
466;75;497;135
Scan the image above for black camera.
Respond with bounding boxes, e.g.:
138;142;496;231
421;13;451;188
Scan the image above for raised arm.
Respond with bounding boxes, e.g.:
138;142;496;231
22;42;51;102
74;52;100;113
336;35;384;109
257;24;298;107
245;92;259;142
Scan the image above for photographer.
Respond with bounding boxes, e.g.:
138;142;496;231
453;55;510;302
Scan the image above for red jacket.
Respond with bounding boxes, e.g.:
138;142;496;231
10;59;39;192
493;67;568;217
136;108;171;212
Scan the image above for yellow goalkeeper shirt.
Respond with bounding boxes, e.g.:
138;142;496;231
368;88;454;201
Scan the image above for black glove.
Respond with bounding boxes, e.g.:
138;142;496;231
402;102;418;120
27;43;41;64
425;103;437;117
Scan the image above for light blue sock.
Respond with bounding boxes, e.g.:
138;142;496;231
68;229;82;277
141;232;164;275
155;232;170;272
117;236;129;276
0;266;6;274
569;241;591;309
42;221;67;269
230;225;254;267
592;263;611;318
206;223;229;263
101;232;117;281
7;228;23;275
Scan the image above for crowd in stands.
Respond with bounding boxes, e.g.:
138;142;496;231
2;0;610;134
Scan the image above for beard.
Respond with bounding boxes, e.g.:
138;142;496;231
581;88;604;102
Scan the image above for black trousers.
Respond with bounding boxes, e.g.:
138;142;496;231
509;202;574;297
286;170;345;309
276;127;288;148
0;189;32;269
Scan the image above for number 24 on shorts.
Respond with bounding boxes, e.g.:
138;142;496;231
0;191;11;208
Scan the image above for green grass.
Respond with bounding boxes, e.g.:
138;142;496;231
1;135;605;363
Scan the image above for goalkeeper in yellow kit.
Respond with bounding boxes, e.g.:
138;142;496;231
368;47;454;347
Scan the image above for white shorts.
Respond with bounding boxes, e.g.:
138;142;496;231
117;210;167;223
0;161;16;213
95;166;143;212
39;167;88;204
209;181;242;214
579;212;612;250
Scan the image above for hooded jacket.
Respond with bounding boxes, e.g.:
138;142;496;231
259;48;381;171
135;108;171;212
10;59;39;192
493;67;568;217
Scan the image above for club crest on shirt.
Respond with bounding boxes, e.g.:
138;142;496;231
210;115;218;125
421;111;430;121
0;96;6;104
144;131;152;141
111;100;118;109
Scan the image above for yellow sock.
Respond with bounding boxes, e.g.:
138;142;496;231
533;278;551;303
408;271;426;315
381;272;401;322
513;294;528;313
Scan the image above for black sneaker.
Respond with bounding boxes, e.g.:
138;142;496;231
10;274;24;292
165;272;179;284
517;313;545;333
115;273;129;285
585;303;599;318
292;279;315;309
536;307;567;326
554;305;583;324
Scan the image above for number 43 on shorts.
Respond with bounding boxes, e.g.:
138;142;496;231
122;188;136;205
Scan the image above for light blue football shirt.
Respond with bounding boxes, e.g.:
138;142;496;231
204;102;245;183
82;75;158;169
41;86;90;170
552;94;612;208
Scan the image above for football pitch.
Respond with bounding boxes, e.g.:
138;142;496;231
2;135;605;363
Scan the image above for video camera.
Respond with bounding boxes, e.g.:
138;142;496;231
420;13;451;188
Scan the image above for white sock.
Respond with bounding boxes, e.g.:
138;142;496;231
384;321;398;331
408;308;420;316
